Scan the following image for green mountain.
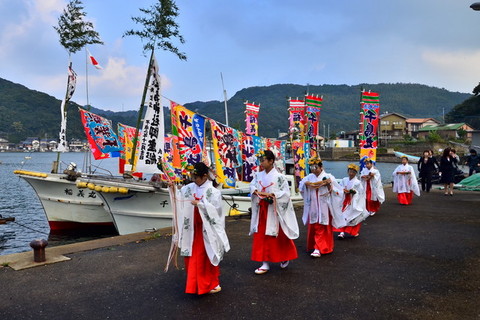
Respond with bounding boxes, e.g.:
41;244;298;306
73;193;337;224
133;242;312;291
186;83;472;137
0;77;473;143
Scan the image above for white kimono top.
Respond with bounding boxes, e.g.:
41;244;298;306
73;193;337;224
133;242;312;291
299;171;346;229
360;167;385;203
339;176;369;226
175;180;230;266
392;164;421;196
249;168;299;239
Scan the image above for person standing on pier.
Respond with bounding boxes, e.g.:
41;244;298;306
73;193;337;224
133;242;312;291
360;159;385;215
335;164;369;239
250;149;299;274
175;162;230;295
299;157;344;257
439;147;458;196
392;156;420;205
417;150;438;193
465;149;480;176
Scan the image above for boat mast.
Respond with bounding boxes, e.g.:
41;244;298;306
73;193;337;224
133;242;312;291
221;72;229;127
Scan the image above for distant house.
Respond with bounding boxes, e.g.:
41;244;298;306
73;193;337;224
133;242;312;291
417;123;474;140
406;118;441;138
379;112;407;139
0;138;9;151
20;137;40;151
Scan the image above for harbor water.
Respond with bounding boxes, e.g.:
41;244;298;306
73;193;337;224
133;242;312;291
0;151;404;256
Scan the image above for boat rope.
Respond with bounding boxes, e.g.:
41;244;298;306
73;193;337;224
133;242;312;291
11;221;49;235
221;197;250;214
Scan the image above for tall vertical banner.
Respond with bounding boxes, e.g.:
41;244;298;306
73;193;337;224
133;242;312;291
136;54;165;174
79;108;122;160
164;135;181;182
288;99;306;139
292;140;306;189
289;98;306;189
305;95;322;155
57;64;77;152
174;105;206;172
244;101;260;136
241;133;257;182
209;119;240;188
359;91;380;162
118;123;142;177
169;101;182;172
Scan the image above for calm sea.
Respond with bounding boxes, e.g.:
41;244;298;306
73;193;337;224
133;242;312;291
0;151;403;256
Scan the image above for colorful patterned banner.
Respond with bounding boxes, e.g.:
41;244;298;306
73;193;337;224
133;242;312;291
79;108;122;160
288;99;306;140
164;135;182;182
174;104;206;172
359;91;380;162
118;123;142;177
305;95;322;146
209;119;240;188
292;139;306;189
241;133;257;182
136;54;165;174
244;101;260;136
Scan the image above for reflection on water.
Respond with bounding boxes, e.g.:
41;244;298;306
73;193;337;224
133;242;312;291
0;151;421;255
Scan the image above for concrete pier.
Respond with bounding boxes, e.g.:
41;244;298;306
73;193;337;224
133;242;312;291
1;187;479;319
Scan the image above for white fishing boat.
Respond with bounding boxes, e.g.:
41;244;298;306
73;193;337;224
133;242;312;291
77;175;252;235
14;169;113;230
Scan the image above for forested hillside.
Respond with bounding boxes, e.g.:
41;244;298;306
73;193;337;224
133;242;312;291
0;77;472;142
445;95;480;129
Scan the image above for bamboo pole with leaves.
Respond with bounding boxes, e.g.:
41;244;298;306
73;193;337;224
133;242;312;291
52;0;102;173
123;0;187;170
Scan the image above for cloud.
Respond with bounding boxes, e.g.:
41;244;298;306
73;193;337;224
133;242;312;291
422;48;480;91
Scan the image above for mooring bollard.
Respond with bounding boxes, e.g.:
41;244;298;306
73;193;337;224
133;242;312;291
30;239;48;263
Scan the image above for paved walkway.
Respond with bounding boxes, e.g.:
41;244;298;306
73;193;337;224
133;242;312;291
1;187;479;320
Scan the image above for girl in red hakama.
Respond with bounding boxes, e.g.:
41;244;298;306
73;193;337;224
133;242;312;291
176;162;230;295
299;157;344;257
184;201;220;294
360;159;385;216
250;150;299;274
392;156;420;205
334;164;369;239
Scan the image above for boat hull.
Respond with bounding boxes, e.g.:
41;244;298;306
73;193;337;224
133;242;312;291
99;190;173;235
15;171;113;230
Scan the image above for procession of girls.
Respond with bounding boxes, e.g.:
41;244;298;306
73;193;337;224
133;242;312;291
169;150;392;295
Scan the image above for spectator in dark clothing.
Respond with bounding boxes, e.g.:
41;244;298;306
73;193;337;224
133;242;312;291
418;150;438;192
439;147;458;196
464;149;480;176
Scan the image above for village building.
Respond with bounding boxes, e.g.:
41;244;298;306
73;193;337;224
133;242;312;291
417;123;474;140
405;118;441;138
379;112;407;140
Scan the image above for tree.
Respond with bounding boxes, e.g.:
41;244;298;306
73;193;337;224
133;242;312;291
124;0;186;60
54;0;103;55
473;82;480;96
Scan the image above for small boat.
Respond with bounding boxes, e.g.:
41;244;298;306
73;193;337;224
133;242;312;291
394;151;420;163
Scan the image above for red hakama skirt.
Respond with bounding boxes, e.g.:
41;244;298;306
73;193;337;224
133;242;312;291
333;193;361;236
251;200;298;262
397;191;413;205
184;207;220;295
365;180;381;213
307;219;334;254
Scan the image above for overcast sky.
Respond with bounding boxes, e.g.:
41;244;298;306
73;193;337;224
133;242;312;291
1;0;480;112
